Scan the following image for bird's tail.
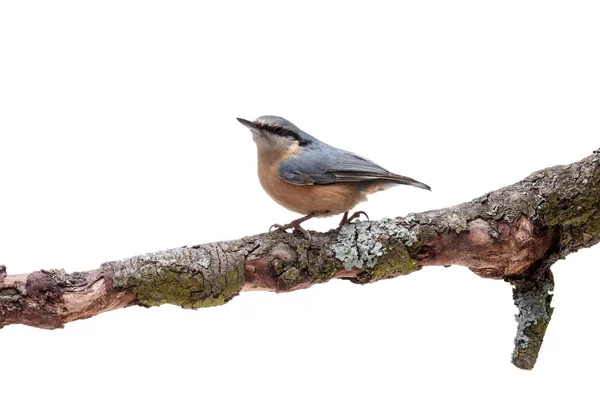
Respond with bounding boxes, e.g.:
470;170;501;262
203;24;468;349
388;174;431;190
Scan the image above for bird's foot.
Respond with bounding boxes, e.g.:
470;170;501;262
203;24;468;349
269;221;312;245
268;213;315;245
339;210;369;227
268;220;303;232
292;224;312;245
347;211;369;223
269;223;287;232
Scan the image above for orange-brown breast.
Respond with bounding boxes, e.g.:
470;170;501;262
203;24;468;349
257;150;366;217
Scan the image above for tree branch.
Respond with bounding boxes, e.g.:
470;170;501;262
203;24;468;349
1;149;599;370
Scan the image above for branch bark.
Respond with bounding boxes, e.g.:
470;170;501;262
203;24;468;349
1;149;599;370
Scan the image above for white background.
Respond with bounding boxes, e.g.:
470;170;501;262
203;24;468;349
1;1;599;397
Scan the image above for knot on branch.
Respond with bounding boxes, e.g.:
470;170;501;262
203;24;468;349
244;235;345;291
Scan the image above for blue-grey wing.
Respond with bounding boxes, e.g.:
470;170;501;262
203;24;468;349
278;145;340;185
278;145;429;190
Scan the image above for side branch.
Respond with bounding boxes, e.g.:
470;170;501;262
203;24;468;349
1;149;599;370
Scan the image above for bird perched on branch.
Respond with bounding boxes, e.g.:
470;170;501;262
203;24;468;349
237;116;430;239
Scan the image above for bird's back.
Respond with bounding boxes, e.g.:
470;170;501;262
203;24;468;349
279;139;430;191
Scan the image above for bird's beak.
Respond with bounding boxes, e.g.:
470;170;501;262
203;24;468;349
236;118;256;130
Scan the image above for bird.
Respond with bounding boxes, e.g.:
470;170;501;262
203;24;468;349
237;115;430;239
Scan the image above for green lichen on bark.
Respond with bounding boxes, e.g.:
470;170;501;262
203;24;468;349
133;265;244;308
354;241;420;284
357;221;422;283
103;245;245;309
277;268;302;290
304;256;342;284
535;154;600;254
307;258;341;282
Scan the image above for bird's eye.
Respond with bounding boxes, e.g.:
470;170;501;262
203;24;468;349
264;125;284;135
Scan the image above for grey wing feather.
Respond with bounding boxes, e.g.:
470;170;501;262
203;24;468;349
278;145;338;185
279;145;430;190
280;170;316;185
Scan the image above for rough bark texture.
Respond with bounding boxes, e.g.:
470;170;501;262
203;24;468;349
1;149;599;370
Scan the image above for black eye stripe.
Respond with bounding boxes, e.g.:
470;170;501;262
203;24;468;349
258;123;291;135
255;123;311;147
257;124;296;139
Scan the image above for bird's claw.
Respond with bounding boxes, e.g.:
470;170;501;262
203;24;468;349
348;211;369;223
339;210;370;226
292;224;312;246
268;222;312;246
269;223;286;232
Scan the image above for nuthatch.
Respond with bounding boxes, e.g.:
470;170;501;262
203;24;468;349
237;116;430;237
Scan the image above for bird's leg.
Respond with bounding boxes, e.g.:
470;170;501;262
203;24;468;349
269;213;316;242
339;211;349;226
339;210;369;226
347;210;369;223
291;224;312;246
269;213;315;231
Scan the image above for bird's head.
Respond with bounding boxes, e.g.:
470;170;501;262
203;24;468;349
237;116;312;154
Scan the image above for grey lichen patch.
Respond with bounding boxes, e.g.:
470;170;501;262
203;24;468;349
332;219;421;283
0;265;6;283
443;213;469;233
379;218;420;247
510;271;554;370
332;223;384;271
393;226;417;246
103;245;245;309
414;206;481;236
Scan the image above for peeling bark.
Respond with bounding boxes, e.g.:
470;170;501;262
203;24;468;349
1;149;599;370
